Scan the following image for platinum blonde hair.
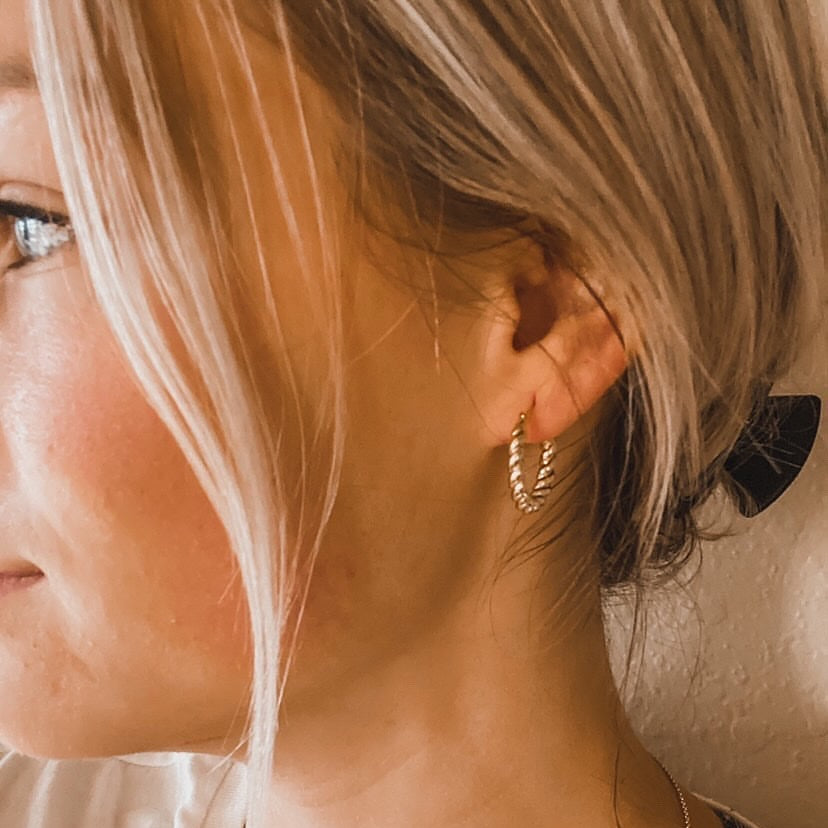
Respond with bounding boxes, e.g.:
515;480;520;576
28;1;827;826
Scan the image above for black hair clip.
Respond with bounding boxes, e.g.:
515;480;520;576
722;393;822;518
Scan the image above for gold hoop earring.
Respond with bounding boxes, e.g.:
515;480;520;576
508;412;557;514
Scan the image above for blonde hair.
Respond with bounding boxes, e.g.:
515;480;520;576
29;1;827;825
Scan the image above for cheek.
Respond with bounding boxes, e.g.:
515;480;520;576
0;278;252;756
6;289;244;627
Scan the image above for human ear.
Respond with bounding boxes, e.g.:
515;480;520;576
474;242;630;448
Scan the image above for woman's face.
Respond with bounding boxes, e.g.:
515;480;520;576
0;0;262;757
0;0;481;760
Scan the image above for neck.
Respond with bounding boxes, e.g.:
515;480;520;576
259;553;684;827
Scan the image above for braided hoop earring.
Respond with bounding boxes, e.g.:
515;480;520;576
508;412;557;514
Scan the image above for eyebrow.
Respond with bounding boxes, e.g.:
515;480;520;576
0;57;37;91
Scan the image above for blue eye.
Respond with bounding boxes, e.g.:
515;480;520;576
0;200;75;270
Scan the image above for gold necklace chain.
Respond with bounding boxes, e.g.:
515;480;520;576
656;758;692;828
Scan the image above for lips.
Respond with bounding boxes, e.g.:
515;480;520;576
0;560;42;577
0;571;44;599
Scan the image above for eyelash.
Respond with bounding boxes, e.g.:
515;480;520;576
0;199;75;271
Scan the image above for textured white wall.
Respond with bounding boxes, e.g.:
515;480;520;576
608;328;828;828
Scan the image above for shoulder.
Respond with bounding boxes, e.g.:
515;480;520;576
0;749;246;827
692;790;764;828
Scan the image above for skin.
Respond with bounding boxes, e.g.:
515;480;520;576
0;1;723;826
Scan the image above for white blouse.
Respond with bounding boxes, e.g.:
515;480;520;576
0;749;247;827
